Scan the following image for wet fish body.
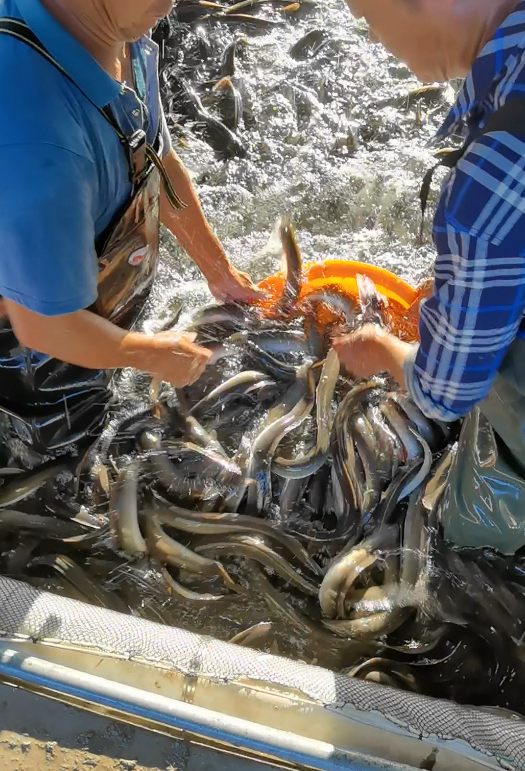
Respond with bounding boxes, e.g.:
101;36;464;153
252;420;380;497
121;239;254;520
0;461;70;509
109;461;147;557
278;216;302;314
209;76;243;130
229;621;275;647
145;510;229;579
195;532;319;596
29;554;127;613
290;29;328;60
319;524;399;619
273;349;340;480
151;498;322;576
246;363;315;513
0;510;87;539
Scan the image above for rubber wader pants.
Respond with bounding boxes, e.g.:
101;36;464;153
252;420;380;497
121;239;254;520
420;97;525;555
441;336;525;555
0;18;183;457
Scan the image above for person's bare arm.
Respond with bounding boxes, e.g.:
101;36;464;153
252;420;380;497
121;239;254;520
159;149;264;302
6;300;210;387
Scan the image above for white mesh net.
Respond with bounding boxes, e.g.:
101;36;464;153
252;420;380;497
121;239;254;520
0;576;524;770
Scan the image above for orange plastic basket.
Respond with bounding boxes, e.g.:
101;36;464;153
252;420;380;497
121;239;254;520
257;260;420;342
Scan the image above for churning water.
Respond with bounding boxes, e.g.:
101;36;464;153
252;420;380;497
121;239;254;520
142;0;456;337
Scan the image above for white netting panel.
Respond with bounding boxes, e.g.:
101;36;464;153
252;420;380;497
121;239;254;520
0;576;524;770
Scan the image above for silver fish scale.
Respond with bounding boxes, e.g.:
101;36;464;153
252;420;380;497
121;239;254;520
0;576;523;770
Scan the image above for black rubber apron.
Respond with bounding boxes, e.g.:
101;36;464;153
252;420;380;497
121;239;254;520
0;18;184;455
421;97;525;554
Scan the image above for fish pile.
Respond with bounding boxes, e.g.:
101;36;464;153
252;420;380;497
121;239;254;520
2;220;525;716
151;0;356;160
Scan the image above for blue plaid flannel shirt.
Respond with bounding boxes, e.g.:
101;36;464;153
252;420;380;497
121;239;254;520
404;2;525;421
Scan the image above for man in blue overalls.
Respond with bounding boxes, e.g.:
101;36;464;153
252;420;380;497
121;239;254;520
0;0;263;456
335;0;525;554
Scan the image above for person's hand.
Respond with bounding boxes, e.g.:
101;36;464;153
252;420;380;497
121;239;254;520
147;331;212;387
333;324;392;379
207;265;267;304
332;324;411;388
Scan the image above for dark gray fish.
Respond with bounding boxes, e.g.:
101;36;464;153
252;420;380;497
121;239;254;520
140;432;241;498
161;566;232;604
0;510;87;539
0;460;71;509
319;524;399;619
273;349;339;479
221;38;242;77
363;463;423;533
262;362;312;426
230;329;310;357
246;362;315;514
354;410;391;482
144;510;236;585
386;616;448;656
244;560;352;647
29;554;128;613
195;532;319;596
156;302;184;333
321;600;406;640
150;497;322;576
232;335;298;380
229;621;275;647
279;476;309;519
109;460;147;557
365;405;399;480
139;430;183;491
225;0;294;13
351;414;382;519
189;370;269;418
356;274;388;326
187;302;253;332
379;400;423;462
303;290;356;329
210;13;284;31
289;29;328;60
345;658;422;693
422;443;457;512
181;414;227;457
193;111;247;158
210;76;242;130
306;464;330;518
171;74;247;158
278;216;302;314
306;319;325;360
173;0;221;23
332;381;382;520
386;391;443;450
195;381;278;424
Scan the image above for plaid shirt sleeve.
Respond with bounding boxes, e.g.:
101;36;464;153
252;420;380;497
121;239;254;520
404;128;525;421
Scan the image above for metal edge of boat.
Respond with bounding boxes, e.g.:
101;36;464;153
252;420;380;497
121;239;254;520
0;576;522;771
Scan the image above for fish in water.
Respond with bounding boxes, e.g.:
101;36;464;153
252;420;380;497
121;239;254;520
277;215;303;315
289;29;328;60
204;76;243;131
2;257;502;713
